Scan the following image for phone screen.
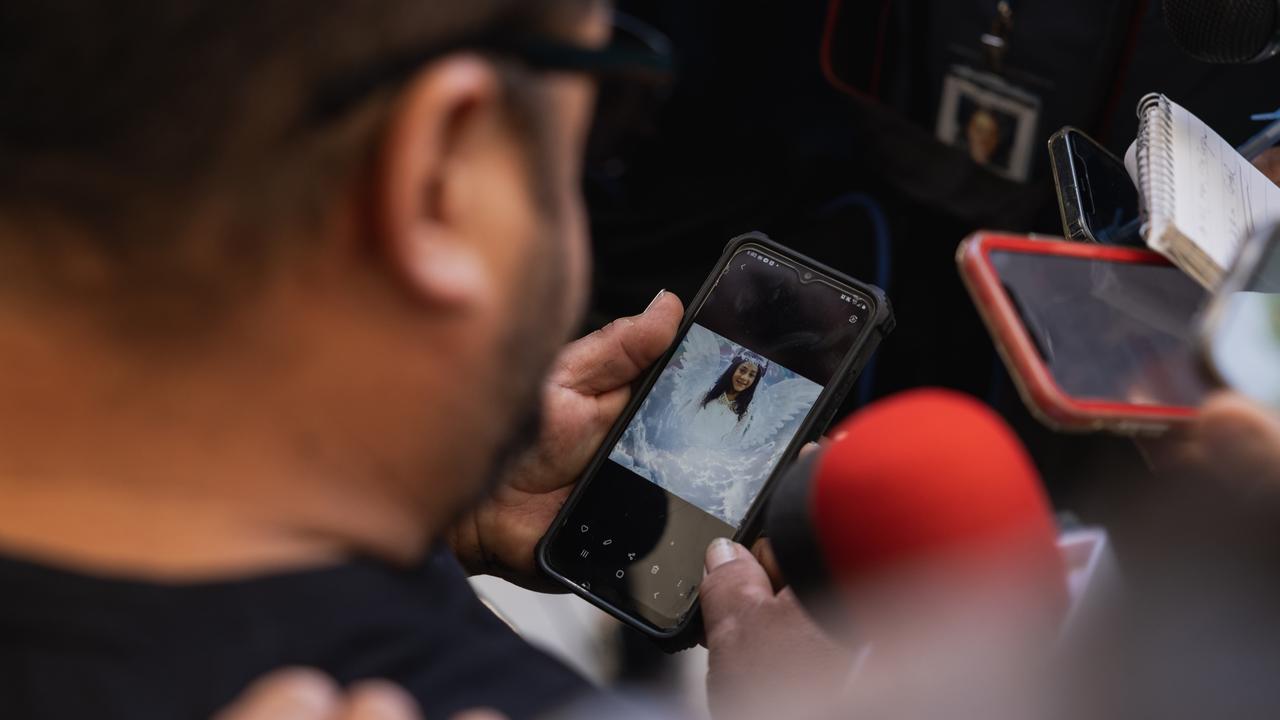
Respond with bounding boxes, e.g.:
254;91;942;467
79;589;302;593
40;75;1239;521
544;243;876;630
991;249;1211;409
1209;233;1280;409
1065;132;1141;246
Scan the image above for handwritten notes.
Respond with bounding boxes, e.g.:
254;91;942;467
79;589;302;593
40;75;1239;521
1169;100;1280;273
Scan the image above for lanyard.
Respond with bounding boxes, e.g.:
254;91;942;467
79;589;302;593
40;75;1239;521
980;1;1015;72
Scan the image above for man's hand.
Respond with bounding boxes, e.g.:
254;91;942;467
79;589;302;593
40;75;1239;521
448;291;683;590
700;538;854;720
214;669;503;720
1254;146;1280;186
213;669;422;720
1142;392;1280;490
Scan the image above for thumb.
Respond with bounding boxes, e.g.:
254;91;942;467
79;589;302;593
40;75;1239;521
550;290;683;395
1196;392;1280;485
700;538;774;636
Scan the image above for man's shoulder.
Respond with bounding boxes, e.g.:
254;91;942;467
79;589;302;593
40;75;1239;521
306;549;596;718
0;546;594;720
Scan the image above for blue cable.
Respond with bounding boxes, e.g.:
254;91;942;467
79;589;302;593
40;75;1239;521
817;193;892;408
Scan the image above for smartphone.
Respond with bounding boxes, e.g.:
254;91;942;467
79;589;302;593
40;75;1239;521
1201;223;1280;410
1048;128;1142;247
537;232;893;641
958;232;1211;434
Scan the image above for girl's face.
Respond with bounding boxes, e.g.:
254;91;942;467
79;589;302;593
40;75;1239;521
732;362;760;393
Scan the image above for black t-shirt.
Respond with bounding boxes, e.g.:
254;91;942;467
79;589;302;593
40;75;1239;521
0;546;593;719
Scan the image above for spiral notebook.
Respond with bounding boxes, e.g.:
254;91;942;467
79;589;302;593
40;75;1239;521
1133;93;1280;287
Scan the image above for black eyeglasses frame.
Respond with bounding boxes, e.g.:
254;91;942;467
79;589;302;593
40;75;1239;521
308;14;675;125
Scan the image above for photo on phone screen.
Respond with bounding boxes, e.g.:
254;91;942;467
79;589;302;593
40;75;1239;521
541;241;882;633
610;324;822;527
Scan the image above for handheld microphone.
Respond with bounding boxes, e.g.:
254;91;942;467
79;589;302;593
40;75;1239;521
1163;0;1280;64
765;389;1069;642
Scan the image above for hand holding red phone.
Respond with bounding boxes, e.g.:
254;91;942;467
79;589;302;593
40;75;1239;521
1142;392;1280;489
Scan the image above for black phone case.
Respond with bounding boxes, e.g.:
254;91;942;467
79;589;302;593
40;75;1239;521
535;231;894;650
1048;128;1093;244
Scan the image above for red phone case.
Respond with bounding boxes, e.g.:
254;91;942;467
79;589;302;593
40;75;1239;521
957;232;1199;434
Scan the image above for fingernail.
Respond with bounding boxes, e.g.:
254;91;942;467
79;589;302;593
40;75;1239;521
643;289;667;314
706;538;737;571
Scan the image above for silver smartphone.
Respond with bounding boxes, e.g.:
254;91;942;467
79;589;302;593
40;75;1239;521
1201;224;1280;410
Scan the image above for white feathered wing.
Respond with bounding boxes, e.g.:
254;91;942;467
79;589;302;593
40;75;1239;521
738;377;822;449
655;326;727;442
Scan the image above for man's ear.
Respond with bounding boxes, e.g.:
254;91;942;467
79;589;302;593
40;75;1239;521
372;56;502;309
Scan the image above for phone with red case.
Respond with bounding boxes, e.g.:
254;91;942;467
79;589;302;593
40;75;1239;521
957;232;1211;434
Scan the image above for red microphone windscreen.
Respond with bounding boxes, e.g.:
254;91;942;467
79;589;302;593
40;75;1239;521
809;389;1064;605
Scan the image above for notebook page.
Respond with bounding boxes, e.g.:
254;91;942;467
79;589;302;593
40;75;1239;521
1170;100;1280;271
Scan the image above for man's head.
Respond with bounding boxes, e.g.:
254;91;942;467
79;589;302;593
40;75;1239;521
0;1;606;560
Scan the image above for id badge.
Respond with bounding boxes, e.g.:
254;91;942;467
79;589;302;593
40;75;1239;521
936;64;1041;183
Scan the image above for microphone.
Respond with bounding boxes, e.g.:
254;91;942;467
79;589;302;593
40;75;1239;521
1163;0;1280;64
765;389;1069;643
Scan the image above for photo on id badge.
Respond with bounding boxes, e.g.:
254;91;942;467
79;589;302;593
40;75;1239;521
936;65;1041;182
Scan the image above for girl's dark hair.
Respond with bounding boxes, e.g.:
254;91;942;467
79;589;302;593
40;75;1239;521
700;357;765;421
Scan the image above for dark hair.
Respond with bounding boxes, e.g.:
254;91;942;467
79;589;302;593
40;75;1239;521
701;357;765;421
0;0;591;296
